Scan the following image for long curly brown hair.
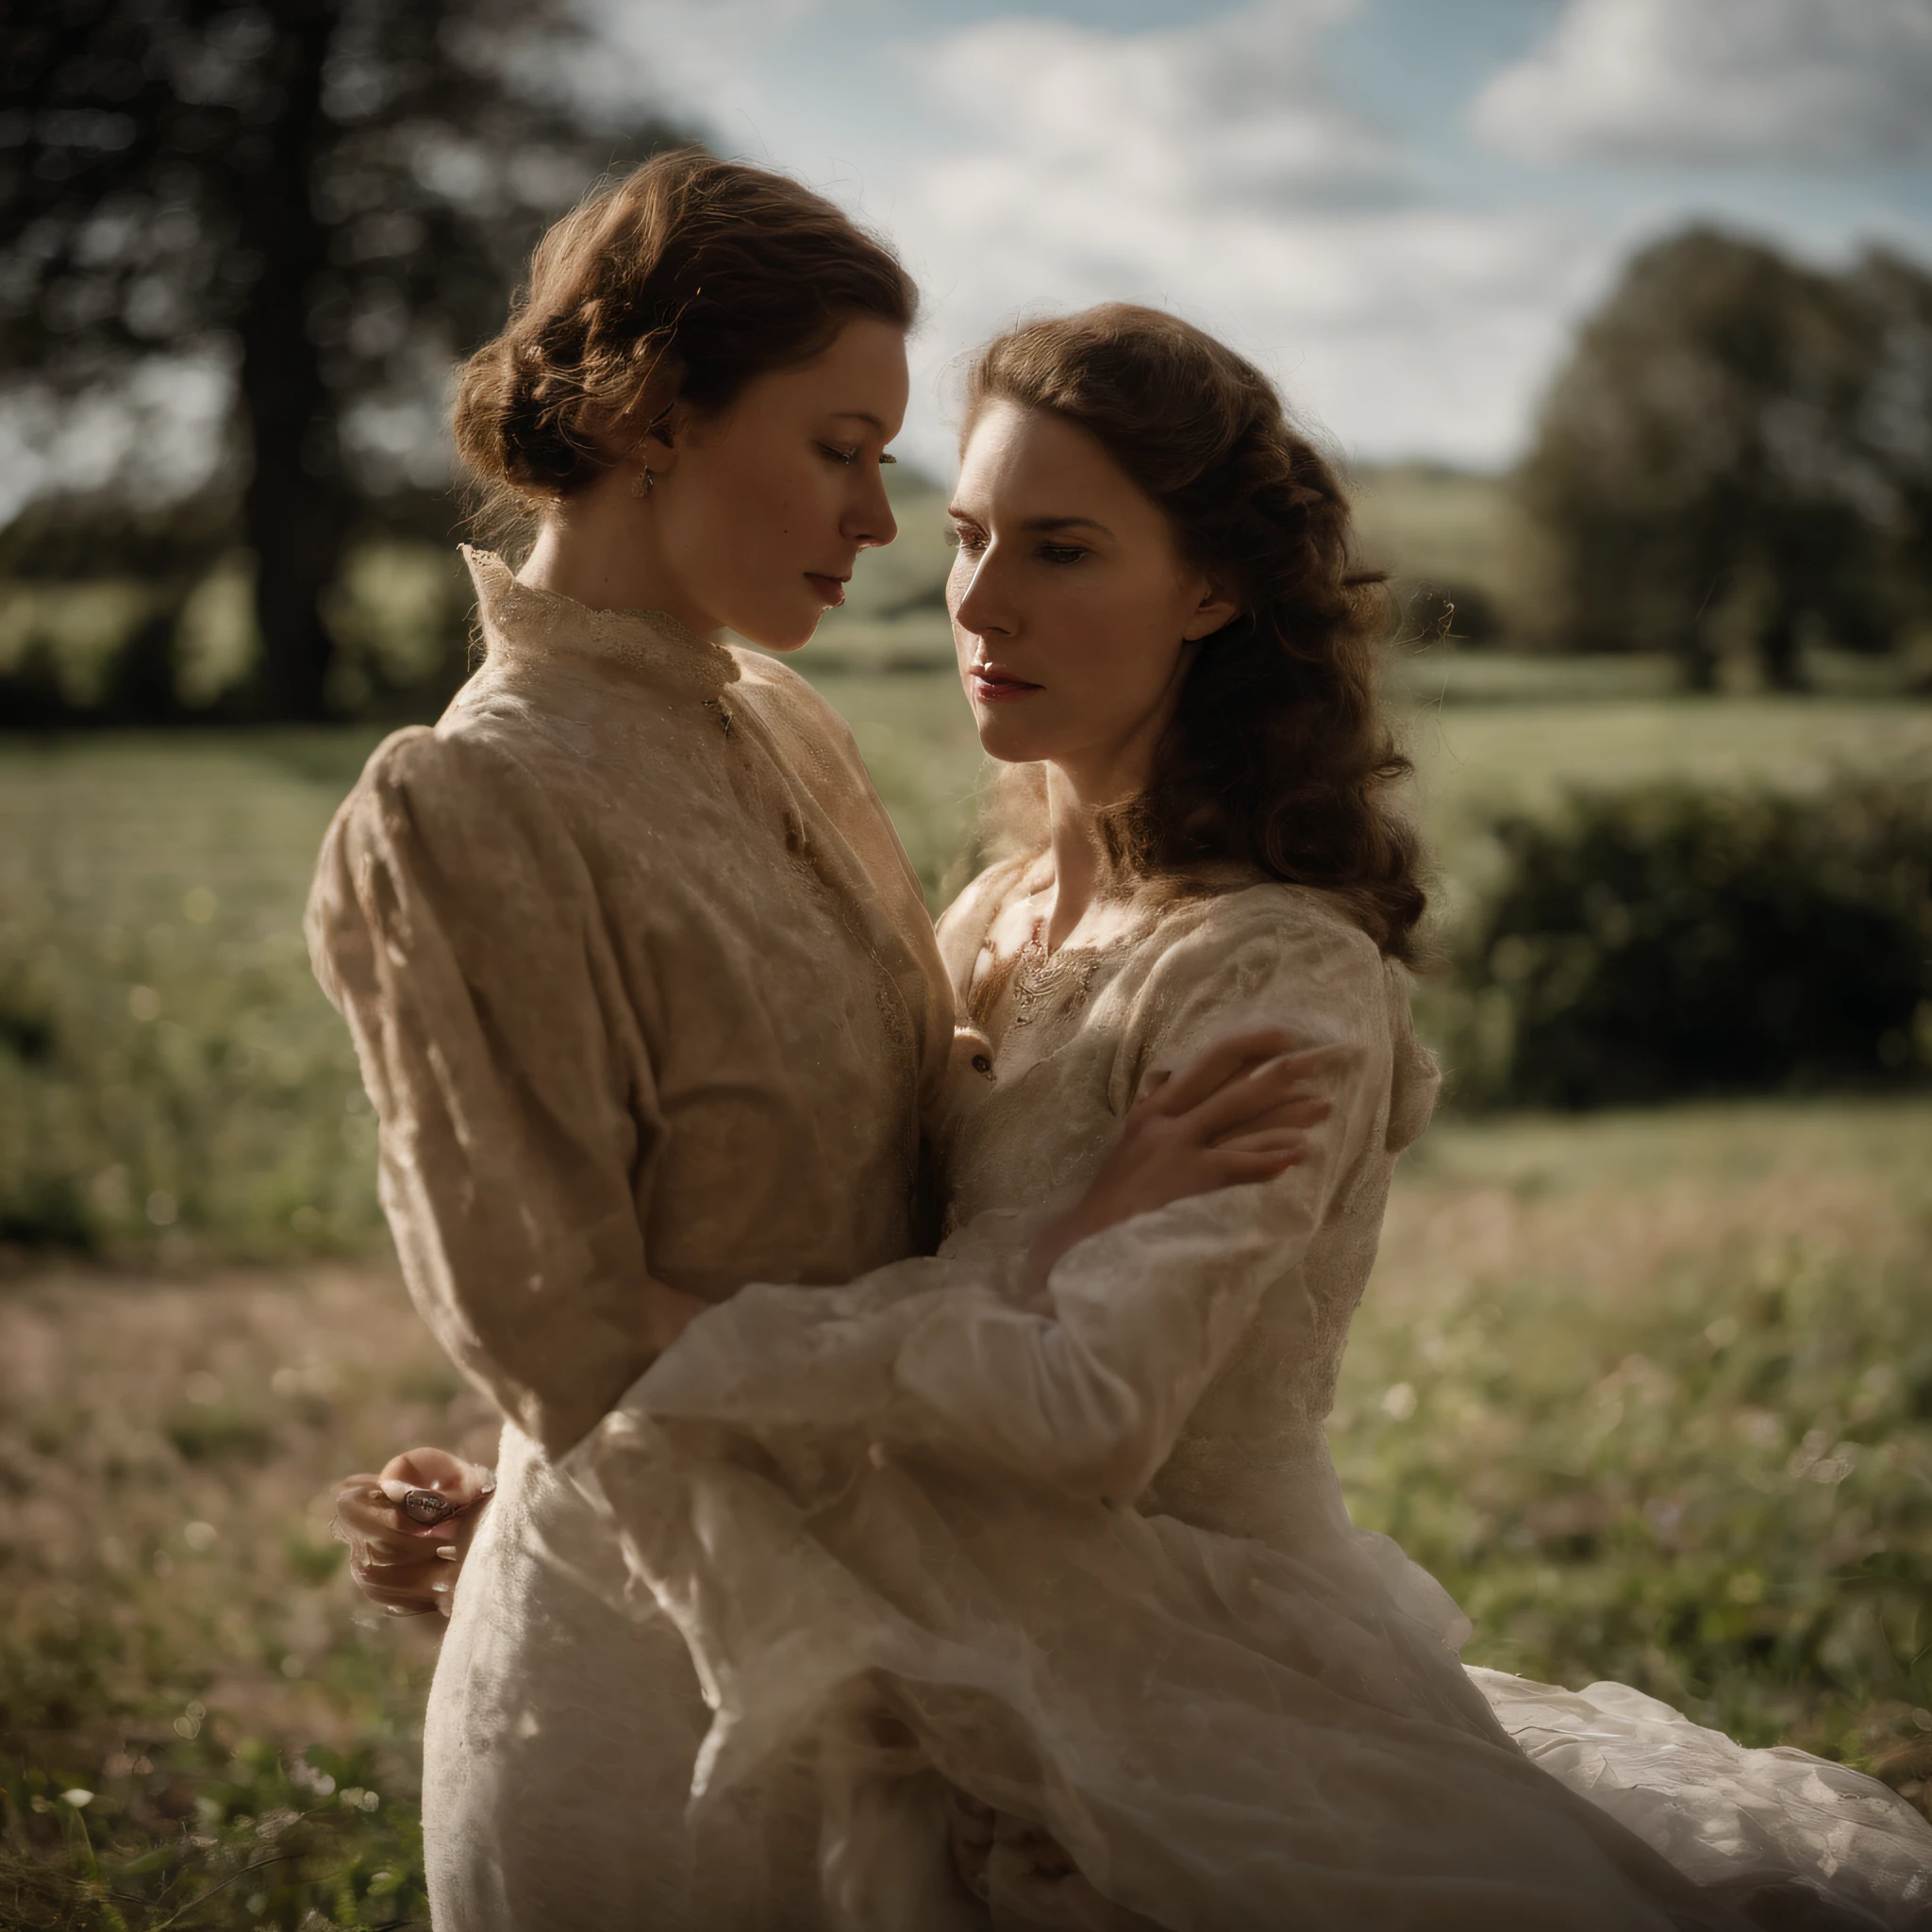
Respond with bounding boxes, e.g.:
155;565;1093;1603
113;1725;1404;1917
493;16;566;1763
964;305;1428;966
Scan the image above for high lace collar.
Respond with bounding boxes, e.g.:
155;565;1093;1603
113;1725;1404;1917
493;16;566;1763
462;545;740;701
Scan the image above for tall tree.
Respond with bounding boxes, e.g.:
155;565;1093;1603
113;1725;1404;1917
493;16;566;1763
1850;246;1932;648
1517;226;1932;690
0;0;688;718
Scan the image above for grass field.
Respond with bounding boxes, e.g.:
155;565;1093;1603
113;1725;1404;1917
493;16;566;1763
0;735;389;1259
4;672;1932;1924
3;1102;1928;1924
6;680;1932;1257
1352;1100;1932;1768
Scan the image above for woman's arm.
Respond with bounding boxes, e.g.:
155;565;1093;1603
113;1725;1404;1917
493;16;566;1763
335;1024;1328;1614
627;895;1409;1507
308;726;705;1458
1011;1028;1341;1308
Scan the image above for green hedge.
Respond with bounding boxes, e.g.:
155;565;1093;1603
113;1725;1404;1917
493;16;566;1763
1444;778;1932;1108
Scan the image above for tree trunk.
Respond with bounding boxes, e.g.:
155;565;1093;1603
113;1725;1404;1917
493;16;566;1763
232;0;349;722
1679;590;1720;691
108;594;190;724
1757;600;1808;692
1676;629;1719;692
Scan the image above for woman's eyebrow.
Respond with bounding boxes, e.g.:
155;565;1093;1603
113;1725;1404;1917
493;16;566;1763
942;510;1114;538
1024;515;1112;537
829;409;890;432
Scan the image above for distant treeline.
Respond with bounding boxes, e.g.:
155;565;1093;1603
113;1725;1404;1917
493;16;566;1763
1518;230;1932;693
1;0;1929;724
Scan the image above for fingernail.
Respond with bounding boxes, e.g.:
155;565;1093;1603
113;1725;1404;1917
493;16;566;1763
430;1579;452;1594
436;1545;458;1560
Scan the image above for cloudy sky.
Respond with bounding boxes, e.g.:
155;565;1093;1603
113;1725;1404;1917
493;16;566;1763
597;0;1932;474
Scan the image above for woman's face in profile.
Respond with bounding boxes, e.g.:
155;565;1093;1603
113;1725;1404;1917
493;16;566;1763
655;315;910;651
946;400;1237;795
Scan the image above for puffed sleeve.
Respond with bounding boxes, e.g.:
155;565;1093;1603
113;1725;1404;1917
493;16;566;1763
307;725;685;1457
625;892;1416;1506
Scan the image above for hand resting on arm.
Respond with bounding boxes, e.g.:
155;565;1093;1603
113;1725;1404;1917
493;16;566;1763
1015;1025;1334;1308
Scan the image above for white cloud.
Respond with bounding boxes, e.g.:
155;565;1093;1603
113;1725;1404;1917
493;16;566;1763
913;1;1401;213
562;0;1623;469
888;1;1603;468
581;0;835;158
1474;0;1932;167
571;0;1931;472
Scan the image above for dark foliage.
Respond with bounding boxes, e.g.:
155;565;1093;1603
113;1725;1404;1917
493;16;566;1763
0;0;689;719
1455;778;1932;1108
1517;226;1932;689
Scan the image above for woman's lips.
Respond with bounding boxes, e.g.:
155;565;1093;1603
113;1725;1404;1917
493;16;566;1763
806;573;847;607
969;666;1042;705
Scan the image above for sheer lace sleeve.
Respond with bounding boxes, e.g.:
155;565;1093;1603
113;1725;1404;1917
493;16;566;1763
625;890;1410;1505
308;726;686;1457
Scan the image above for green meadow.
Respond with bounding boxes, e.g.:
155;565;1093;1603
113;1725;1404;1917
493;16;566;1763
7;664;1929;1260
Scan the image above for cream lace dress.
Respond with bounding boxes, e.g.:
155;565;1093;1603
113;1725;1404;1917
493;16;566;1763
576;859;1932;1931
307;551;954;1928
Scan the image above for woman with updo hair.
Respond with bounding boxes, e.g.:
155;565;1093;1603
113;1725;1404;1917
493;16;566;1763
310;161;1313;1926
323;258;1930;1926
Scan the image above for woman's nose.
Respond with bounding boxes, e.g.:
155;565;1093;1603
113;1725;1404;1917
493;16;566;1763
847;470;897;552
951;549;1013;637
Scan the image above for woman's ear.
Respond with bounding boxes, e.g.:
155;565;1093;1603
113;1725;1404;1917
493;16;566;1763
585;386;687;482
1182;577;1242;642
633;399;687;480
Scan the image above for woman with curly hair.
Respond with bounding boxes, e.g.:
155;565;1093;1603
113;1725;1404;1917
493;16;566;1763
558;307;1930;1930
330;275;1932;1925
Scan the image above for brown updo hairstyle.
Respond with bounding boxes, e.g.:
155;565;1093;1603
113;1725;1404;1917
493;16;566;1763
454;147;915;527
966;304;1427;966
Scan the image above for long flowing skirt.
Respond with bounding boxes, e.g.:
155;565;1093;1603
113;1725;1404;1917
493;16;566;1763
423;1424;826;1930
565;1362;1932;1932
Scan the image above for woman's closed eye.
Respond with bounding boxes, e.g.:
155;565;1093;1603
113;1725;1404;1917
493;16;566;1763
818;441;900;469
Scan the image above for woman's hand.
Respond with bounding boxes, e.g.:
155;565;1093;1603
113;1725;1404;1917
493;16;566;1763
1017;1027;1337;1308
331;1446;495;1620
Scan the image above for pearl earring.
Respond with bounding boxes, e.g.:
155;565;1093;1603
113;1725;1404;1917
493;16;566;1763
631;467;655;499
